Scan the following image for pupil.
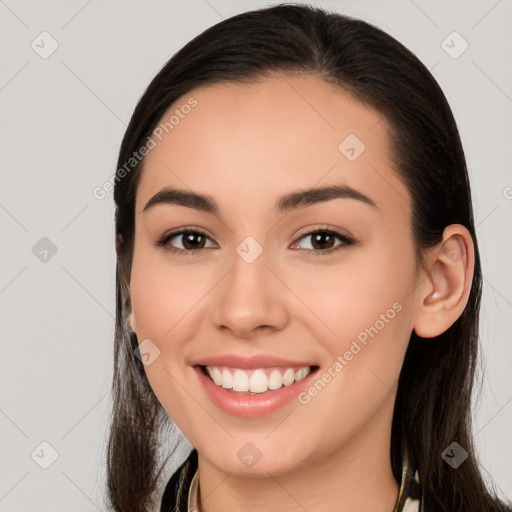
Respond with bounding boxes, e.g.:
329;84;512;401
184;233;204;250
312;232;333;250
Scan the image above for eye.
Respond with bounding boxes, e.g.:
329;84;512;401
155;226;355;256
291;228;355;255
155;228;217;255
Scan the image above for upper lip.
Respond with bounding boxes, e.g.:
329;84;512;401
192;354;316;369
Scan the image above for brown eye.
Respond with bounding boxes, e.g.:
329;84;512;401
293;229;355;255
179;232;207;250
310;232;337;250
156;229;217;254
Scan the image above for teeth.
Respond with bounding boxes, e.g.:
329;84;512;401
233;369;249;392
211;367;222;386
249;369;268;393
206;365;311;393
221;368;232;389
268;369;282;390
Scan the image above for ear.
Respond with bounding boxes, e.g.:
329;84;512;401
115;233;124;255
115;233;137;333
413;224;475;338
129;307;137;333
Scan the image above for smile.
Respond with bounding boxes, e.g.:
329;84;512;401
204;365;312;393
194;363;319;417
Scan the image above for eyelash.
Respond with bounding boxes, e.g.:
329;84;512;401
155;226;356;256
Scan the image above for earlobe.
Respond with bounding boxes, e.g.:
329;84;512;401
115;233;124;255
413;225;474;338
116;233;136;332
129;308;137;333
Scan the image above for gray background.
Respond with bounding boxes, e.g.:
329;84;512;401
0;0;511;510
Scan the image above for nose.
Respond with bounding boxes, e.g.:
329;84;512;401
211;244;289;338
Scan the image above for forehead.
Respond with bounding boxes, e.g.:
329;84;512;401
136;74;410;219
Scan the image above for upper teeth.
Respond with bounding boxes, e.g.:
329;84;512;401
205;366;311;393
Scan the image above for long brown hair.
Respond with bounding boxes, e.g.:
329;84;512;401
106;4;511;511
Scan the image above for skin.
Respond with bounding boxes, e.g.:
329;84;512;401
127;74;474;512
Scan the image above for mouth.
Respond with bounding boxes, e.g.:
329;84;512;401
198;364;319;395
194;363;320;417
190;352;321;416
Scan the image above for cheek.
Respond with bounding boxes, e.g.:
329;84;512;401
289;235;416;408
129;246;201;418
129;244;208;341
288;235;416;344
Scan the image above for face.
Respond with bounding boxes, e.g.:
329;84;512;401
128;74;420;477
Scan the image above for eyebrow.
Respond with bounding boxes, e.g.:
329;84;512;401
142;184;377;214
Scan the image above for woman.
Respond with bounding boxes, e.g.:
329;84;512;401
106;4;511;511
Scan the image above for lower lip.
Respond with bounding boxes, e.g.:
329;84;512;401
194;366;318;418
